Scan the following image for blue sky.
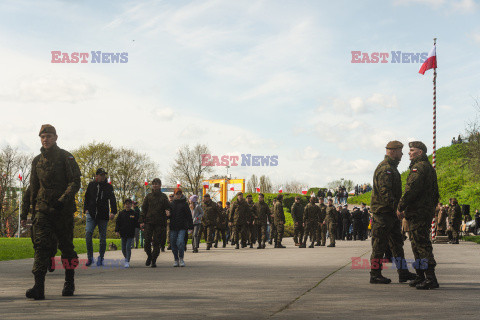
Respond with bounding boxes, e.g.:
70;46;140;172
0;0;479;188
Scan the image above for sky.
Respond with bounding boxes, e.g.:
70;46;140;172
0;0;479;189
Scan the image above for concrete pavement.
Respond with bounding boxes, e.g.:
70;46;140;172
0;238;479;319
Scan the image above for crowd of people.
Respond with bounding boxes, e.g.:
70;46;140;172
433;198;478;243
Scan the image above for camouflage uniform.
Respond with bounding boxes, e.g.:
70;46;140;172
29;139;81;298
447;203;462;241
274;200;285;246
316;202;327;245
214;206;228;247
291;202;304;245
254;200;269;247
398;144;439;288
246;199;257;246
230;198;249;248
201;199;219;247
370;155;408;278
302;203;319;246
325;204;337;246
268;202;277;244
140;189;170;262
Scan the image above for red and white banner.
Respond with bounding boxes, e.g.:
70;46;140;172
419;45;436;75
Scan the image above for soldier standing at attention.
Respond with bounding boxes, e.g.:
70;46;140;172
397;141;439;290
140;178;170;268
325;198;337;247
316;197;327;246
274;194;286;248
291;196;304;246
214;201;227;248
229;192;249;249
254;193;269;249
300;197;319;248
268;199;277;246
447;198;462;244
23;124;81;300
246;194;257;248
370;141;416;284
201;194;219;250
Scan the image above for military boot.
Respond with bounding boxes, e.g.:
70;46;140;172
222;242;227;248
315;242;321;246
206;244;211;250
409;269;426;287
257;243;262;249
327;243;335;247
299;243;306;248
277;242;286;248
151;258;157;268
398;269;417;283
249;243;254;249
62;269;75;296
48;257;56;272
268;239;273;245
235;243;240;249
262;241;266;249
145;254;152;266
370;274;392;284
416;265;439;290
214;241;218;248
308;243;315;248
26;274;45;300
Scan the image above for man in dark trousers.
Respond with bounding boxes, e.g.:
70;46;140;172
341;204;351;240
352;207;363;241
84;168;117;267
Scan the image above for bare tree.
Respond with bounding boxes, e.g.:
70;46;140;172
169;144;213;196
246;174;258;193
0;146;21;237
259;175;272;193
466;97;480;178
327;179;355;191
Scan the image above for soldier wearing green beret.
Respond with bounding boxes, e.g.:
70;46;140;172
370;140;416;284
23;124;81;300
397;141;439;290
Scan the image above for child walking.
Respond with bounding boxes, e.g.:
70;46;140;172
115;199;139;268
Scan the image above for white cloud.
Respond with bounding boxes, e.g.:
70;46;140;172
471;32;480;44
154;107;175;121
451;0;477;13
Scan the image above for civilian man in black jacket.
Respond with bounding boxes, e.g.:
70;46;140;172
84;168;117;267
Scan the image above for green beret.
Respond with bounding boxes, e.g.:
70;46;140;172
39;124;56;136
386;140;403;149
409;141;427;154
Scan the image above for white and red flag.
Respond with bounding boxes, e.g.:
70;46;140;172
419;45;437;75
203;181;209;189
176;181;181;188
144;178;148;186
18;172;23;181
278;187;283;193
301;187;308;195
229;186;234;191
107;177;111;184
256;187;260;193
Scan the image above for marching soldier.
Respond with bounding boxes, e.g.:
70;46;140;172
274;195;286;248
268;199;277;246
325;198;337;247
214;201;227;248
300;197;319;248
254;193;269;249
397;141;439;290
229;192;249;249
316;197;327;246
246;194;257;248
22;124;81;300
291;196;304;246
201;194;219;250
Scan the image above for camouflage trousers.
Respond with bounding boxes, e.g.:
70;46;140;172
293;223;304;244
269;223;277;243
303;222;315;244
32;211;77;276
203;224;216;245
144;223;164;260
275;223;284;244
214;227;227;245
370;217;406;276
255;223;267;244
233;223;248;245
448;223;461;239
410;224;436;268
327;222;336;245
248;223;256;244
316;223;326;245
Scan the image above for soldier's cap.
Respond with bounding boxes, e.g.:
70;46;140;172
96;168;107;175
295;196;301;200
204;194;210;198
246;194;252;198
258;193;264;197
236;192;243;196
152;178;161;184
124;198;133;205
386;140;403;149
409;141;427;154
39;124;57;136
451;197;458;204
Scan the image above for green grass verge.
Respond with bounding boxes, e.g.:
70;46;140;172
0;238;122;261
463;235;480;244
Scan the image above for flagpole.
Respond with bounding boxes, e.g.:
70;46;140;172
18;181;22;238
433;37;437;170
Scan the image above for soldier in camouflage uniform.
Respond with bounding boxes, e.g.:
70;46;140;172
325;198;337;247
447;198;462;244
201;194;219;250
316;197;327;246
291;196;304;246
246;194;257;248
274;195;286;248
370;141;416;284
140;178;170;268
254;193;269;249
300;197;319;248
214;201;227;248
229;192;250;249
22;125;81;300
268;199;277;245
398;141;440;290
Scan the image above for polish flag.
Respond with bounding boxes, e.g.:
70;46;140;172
144;178;148;186
278;187;283;193
18;172;23;181
256;187;260;193
203;181;209;189
107;177;112;184
176;181;181;188
229;186;234;191
419;45;437;75
302;188;308;195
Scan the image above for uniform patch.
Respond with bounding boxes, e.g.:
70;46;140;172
386;170;392;174
68;156;74;159
412;168;418;172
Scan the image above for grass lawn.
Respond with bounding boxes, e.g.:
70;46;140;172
0;238;122;261
464;235;480;244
